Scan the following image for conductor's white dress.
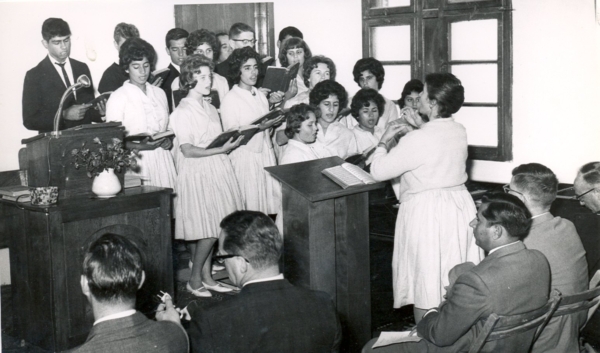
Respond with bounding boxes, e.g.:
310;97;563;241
106;81;177;189
370;118;483;309
169;97;244;240
221;85;281;214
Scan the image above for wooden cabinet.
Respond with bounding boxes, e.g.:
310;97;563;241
0;186;173;352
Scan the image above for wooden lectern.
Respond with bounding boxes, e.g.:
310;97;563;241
266;157;384;353
21;122;125;198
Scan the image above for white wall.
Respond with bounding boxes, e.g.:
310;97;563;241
0;0;599;285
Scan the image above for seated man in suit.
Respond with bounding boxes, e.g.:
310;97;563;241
65;233;188;353
185;210;342;353
23;18;104;133
363;192;551;353
98;22;140;93
574;161;600;276
507;163;588;353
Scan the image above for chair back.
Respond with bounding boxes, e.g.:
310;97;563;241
553;270;600;330
467;290;562;353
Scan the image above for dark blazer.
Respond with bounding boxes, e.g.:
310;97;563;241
98;62;128;93
160;63;180;113
187;279;342;353
413;242;551;353
22;56;102;133
63;312;188;353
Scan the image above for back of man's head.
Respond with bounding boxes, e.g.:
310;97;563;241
481;192;532;241
511;163;558;210
42;18;71;41
83;233;144;303
278;26;303;42
220;211;282;270
114;23;140;43
229;22;255;38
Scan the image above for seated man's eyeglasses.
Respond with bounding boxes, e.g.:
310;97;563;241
502;184;524;197
231;39;256;45
214;253;249;264
557;186;597;201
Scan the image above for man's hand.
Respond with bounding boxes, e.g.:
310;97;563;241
63;104;92;121
155;297;181;325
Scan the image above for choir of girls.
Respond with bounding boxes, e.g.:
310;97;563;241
102;21;481;321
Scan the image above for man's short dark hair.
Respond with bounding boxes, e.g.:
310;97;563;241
309;80;348;110
186;29;219;60
481;192;532;241
578;162;600;186
229;22;255;38
83;233;144;303
511;163;558;209
350;88;385;119
228;47;261;84
119;37;157;73
278;26;303;42
302;55;336;88
220;211;282;270
165;28;189;48
114;23;139;43
285;103;317;138
42;18;71;41
352;57;385;89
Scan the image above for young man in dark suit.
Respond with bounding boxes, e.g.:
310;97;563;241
363;193;551;353
65;233;188;353
159;28;188;113
22;18;105;133
184;210;342;353
98;22;140;93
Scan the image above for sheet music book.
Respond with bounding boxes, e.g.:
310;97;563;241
322;163;377;189
261;63;299;93
205;126;260;149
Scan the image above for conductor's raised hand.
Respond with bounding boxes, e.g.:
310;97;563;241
401;107;425;129
380;123;409;144
63;104;92;121
155;296;181;325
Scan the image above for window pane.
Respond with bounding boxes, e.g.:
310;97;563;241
379;65;411;100
371;25;411;61
370;0;411;8
454;107;498;147
451;19;497;61
451;64;497;103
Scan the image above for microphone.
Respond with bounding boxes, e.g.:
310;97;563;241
52;75;92;136
72;75;91;90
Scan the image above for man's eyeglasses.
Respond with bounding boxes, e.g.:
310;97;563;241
559;186;598;201
502;184;524;197
231;39;256;46
213;253;249;264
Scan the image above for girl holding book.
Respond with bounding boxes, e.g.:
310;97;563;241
105;38;176;189
169;54;244;297
278;37;312;94
370;73;483;323
221;47;281;215
350;88;386;165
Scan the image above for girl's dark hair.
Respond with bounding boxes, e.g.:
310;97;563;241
278;37;312;68
350;88;385;119
284;103;317;138
179;54;215;96
119;37;157;73
425;73;464;117
228;47;261;85
309;80;348;110
352;57;385;89
398;79;424;108
186;29;219;61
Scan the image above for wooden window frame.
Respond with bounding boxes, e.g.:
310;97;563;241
362;0;513;162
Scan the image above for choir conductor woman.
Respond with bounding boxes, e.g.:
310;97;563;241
370;73;483;323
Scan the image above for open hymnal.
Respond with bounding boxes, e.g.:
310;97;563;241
151;67;170;82
126;130;175;145
261;63;299;93
87;91;112;106
206;109;285;149
321;162;377;189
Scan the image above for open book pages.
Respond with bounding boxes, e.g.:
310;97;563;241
372;331;422;348
126;130;175;144
321;162;377;189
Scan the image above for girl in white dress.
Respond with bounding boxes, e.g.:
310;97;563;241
169;55;244;297
349;88;386;165
106;38;176;189
280;104;333;165
221;47;282;215
278;37;312;95
370;73;483;323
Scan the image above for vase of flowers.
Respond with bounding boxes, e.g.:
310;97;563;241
71;137;138;197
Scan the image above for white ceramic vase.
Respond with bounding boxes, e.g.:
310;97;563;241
92;168;122;198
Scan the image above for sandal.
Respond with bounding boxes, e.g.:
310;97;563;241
186;282;212;297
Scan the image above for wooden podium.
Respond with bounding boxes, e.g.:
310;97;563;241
21;122;125;198
266;157;384;352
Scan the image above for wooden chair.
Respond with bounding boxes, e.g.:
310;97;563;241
468;290;562;353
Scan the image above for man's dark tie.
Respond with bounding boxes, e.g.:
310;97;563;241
55;62;72;88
